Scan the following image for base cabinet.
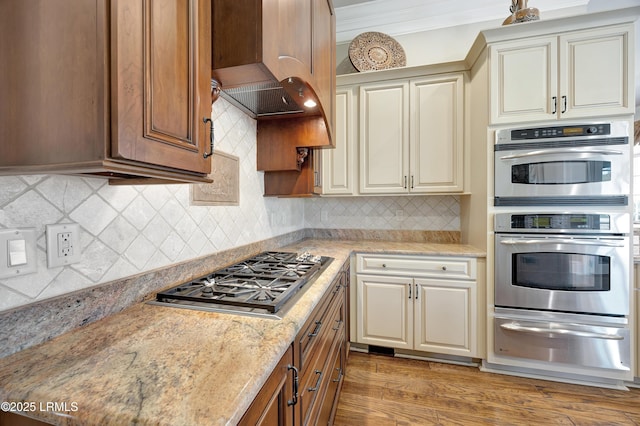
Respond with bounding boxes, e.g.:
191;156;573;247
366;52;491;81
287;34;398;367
241;259;349;425
355;253;479;358
239;345;295;426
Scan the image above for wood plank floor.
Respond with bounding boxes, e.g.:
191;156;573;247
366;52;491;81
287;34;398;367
333;352;640;425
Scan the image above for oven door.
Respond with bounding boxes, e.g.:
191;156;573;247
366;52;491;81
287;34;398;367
494;309;631;373
494;144;630;202
495;233;629;316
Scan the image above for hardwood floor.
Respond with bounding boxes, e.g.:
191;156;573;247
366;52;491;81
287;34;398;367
333;352;640;425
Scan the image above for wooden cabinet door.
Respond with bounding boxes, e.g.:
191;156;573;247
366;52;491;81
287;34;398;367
321;87;357;195
0;0;107;167
414;279;477;357
312;0;336;142
359;81;409;194
356;275;413;349
239;345;295;426
111;0;211;174
559;25;634;120
490;36;557;125
410;74;464;193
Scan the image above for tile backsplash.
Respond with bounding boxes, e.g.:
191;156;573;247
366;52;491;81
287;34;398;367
0;99;460;312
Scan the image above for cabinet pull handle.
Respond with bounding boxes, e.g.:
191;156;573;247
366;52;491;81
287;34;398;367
403;176;407;189
308;320;322;338
332;319;343;331
332;367;343;383
415;283;418;300
408;283;412;299
411;175;414;189
561;95;567;114
287;364;299;406
203;117;214;158
308;370;323;392
551;96;557;114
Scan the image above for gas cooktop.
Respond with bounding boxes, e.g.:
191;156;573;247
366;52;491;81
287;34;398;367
150;251;333;319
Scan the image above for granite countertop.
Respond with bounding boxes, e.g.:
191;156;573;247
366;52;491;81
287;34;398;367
0;239;484;426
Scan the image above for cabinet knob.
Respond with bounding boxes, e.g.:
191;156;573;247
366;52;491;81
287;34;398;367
442;266;447;271
382;263;386;268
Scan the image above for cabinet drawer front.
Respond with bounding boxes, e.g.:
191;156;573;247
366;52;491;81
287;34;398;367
356;254;476;279
297;282;344;372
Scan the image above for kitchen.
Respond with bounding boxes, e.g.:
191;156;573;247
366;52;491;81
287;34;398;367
1;0;640;424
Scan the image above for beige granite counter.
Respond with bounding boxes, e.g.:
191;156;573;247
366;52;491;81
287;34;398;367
0;239;484;426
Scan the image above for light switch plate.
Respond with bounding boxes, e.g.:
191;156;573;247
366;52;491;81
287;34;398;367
46;223;81;268
0;228;37;279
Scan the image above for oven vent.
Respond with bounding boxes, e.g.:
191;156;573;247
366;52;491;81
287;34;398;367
218;81;305;118
494;195;628;206
495;137;629;151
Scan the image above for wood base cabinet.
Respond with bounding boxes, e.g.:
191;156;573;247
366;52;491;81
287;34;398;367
355;254;479;358
0;0;213;184
241;259;349;425
239;345;295;426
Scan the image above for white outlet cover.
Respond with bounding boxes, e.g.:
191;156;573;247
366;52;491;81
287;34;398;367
0;228;37;279
46;223;81;268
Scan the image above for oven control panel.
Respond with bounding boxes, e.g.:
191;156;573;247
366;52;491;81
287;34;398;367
508;124;610;140
495;213;612;232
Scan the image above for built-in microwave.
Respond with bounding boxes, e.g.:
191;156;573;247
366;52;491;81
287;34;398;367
494;121;631;206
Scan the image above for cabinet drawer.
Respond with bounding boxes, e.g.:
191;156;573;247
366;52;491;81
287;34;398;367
298;296;345;425
356;253;476;280
297;281;344;372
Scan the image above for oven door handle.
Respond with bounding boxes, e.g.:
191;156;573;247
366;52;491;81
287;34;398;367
499;238;625;247
500;322;624;340
499;148;623;160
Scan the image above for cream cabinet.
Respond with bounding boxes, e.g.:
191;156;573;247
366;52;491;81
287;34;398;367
358;73;465;194
319;86;358;195
490;24;634;125
355;253;478;357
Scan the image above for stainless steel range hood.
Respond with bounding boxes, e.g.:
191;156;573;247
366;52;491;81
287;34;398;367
218;81;304;117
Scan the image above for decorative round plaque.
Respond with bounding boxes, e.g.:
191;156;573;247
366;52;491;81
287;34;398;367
348;32;406;72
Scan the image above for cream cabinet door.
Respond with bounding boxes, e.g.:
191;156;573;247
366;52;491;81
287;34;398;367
559;25;634;120
490;36;557;125
356;274;413;349
414;279;477;357
321;87;357;195
410;74;464;193
359;81;409;194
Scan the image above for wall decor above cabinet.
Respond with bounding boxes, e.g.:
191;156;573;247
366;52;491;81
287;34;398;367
0;0;213;185
211;0;336;197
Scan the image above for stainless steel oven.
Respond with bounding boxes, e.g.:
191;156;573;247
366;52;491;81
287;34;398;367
494;121;630;206
493;212;632;376
494;212;630;316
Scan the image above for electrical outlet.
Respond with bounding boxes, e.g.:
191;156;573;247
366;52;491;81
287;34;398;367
46;223;81;268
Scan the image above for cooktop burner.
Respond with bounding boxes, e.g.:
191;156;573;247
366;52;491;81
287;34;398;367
152;251;332;318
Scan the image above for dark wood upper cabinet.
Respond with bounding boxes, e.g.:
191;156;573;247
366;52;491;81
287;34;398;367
0;0;212;184
212;0;336;195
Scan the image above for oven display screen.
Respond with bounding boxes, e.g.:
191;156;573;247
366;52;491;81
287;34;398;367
570;217;588;227
562;127;584;135
531;217;550;228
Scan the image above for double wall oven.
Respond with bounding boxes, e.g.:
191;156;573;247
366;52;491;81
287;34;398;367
492;121;633;380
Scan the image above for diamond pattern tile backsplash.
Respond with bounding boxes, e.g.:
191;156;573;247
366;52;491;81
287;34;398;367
0;99;460;312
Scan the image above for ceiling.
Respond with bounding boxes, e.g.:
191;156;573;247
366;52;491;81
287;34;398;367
333;0;590;43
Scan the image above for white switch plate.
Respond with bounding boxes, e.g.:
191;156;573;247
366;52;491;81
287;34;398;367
0;228;37;279
46;223;81;268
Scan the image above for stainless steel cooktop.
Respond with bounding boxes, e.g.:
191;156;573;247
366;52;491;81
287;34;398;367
150;251;333;319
